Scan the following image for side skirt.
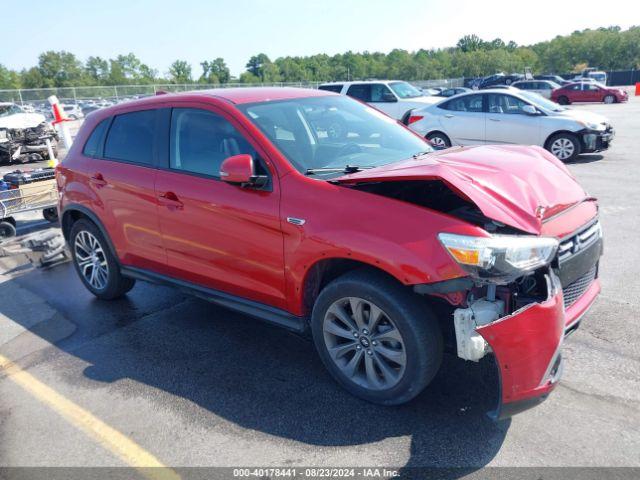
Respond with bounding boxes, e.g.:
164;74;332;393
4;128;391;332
120;266;307;334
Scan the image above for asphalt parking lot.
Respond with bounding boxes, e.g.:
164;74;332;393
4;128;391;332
0;97;639;475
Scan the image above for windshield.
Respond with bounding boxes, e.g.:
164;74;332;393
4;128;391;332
388;81;423;99
0;104;24;117
239;95;432;176
519;91;566;112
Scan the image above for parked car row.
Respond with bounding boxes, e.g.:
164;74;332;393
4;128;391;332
59;86;603;420
318;79;619;162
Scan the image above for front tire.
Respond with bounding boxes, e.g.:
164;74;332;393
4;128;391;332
426;131;451;149
557;96;570;105
603;95;615;104
311;269;443;405
547;133;581;162
70;219;135;299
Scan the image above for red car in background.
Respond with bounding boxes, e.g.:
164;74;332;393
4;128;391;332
57;88;602;419
552;82;629;104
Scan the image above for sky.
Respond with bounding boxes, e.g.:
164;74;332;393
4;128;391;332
1;0;638;78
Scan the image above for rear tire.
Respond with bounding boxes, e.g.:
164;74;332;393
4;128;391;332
546;132;581;162
603;95;615;104
0;221;17;240
557;96;570;105
426;131;451;149
311;269;443;405
69;219;135;299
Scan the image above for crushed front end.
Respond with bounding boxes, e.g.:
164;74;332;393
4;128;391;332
0;123;58;164
421;216;602;420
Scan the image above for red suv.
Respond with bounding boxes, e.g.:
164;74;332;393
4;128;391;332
551;82;629;104
57;88;602;419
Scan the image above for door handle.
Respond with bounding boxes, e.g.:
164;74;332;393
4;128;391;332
489;118;500;122
444;114;455;118
158;191;184;210
89;173;107;188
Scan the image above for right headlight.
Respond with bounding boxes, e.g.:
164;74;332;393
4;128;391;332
438;233;559;284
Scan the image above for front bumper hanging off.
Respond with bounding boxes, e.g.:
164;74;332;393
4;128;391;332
477;272;567;420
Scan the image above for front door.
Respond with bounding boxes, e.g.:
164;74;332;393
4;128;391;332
485;94;541;145
154;106;287;309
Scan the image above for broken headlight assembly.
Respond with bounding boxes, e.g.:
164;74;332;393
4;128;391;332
438;233;559;284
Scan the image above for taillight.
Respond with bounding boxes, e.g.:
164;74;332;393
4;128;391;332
407;115;424;125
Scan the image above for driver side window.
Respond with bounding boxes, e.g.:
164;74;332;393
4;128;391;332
170;108;256;178
370;84;395;103
487;94;529;115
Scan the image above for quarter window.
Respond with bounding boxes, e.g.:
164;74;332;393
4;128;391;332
170;108;256;178
82;118;110;158
104;110;156;165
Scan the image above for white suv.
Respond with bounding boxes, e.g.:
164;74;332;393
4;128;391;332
318;80;439;121
407;89;614;161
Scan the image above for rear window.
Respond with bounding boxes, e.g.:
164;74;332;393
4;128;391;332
318;84;343;93
441;94;484;112
104;110;156;165
82;119;110;158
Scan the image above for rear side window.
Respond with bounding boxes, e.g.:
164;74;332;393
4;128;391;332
318;85;343;93
104;110;156;165
82;119;110;158
346;84;371;102
441;94;483;112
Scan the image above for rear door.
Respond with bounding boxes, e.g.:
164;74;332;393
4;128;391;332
437;94;485;145
84;108;166;271
485;93;541;145
154;104;287;309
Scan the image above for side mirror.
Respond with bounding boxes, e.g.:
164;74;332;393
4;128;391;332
382;92;398;103
522;105;538;115
220;154;268;188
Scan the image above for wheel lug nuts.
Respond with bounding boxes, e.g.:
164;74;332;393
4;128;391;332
362;329;369;335
367;350;373;356
356;345;362;350
372;340;377;346
353;332;359;338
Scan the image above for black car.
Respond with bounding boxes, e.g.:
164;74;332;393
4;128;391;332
476;73;524;89
437;87;471;97
534;74;571;86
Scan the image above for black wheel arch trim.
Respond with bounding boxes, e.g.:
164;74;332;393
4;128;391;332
61;204;118;260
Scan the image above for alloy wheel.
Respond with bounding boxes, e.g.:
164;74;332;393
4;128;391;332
74;230;109;290
604;95;615;104
550;137;575;160
322;297;407;391
430;136;447;148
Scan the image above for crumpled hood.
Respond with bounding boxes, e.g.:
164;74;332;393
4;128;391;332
334;145;590;234
554;108;609;126
0;112;47;130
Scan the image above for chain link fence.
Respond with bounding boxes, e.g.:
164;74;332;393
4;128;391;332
0;82;323;105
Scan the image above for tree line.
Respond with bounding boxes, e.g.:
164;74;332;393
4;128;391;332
1;26;638;90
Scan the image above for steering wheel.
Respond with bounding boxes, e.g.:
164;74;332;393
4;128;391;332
338;143;362;157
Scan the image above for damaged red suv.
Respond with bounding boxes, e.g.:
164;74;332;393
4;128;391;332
57;88;602;419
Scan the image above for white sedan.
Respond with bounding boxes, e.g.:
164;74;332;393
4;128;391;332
406;89;614;161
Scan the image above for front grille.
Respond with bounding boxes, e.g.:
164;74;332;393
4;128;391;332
563;265;597;309
558;221;600;263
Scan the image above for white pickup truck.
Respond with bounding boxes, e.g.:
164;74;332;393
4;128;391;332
318;80;439;122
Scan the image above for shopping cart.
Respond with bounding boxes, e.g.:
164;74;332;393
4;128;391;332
0;179;58;240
